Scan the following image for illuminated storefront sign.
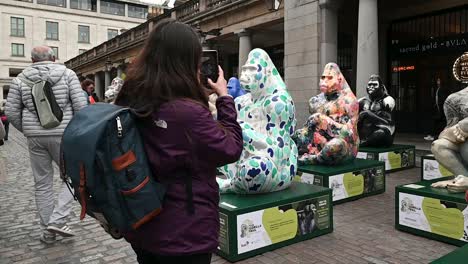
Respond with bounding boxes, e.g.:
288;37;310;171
452;52;468;83
392;66;415;72
391;33;468;56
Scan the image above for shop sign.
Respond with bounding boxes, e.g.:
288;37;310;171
392;65;415;72
391;33;468;56
452;52;468;83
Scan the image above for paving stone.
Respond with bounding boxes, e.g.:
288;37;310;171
0;127;459;263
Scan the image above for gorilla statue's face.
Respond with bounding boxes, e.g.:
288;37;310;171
367;76;385;101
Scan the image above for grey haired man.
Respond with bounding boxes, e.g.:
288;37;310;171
5;46;87;244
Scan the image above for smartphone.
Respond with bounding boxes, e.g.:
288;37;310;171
201;50;219;87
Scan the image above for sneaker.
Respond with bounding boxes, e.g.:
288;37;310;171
47;224;75;237
39;231;56;244
424;135;435;141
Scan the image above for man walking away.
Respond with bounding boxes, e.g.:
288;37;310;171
5;46;87;244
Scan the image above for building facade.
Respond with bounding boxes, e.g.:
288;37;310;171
66;0;468;133
0;0;153;102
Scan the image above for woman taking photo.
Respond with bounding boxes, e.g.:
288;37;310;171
115;19;243;264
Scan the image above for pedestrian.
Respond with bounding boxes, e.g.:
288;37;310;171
5;45;87;244
81;78;99;104
424;77;450;141
0;107;9;141
114;19;243;264
0;116;5;145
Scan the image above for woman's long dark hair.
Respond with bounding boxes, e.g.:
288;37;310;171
115;19;207;114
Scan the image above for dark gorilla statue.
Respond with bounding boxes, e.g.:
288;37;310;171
358;75;395;147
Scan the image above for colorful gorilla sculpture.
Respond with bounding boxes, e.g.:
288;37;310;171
217;48;298;194
358;75;395;147
227;77;246;99
431;86;468;193
293;63;359;165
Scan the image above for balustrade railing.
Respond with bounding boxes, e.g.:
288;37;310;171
177;1;200;20
206;0;231;9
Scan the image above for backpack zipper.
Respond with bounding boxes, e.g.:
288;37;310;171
116;115;136;182
116;117;123;138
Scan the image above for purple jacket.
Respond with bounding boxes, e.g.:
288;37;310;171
125;96;242;255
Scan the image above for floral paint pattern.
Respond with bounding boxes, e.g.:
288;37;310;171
293;63;359;165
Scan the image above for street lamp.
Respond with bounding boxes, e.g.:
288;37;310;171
264;0;282;11
105;57;112;72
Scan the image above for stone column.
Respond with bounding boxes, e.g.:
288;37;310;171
236;29;252;75
117;66;123;78
94;73;102;100
356;0;379;98
319;0;339;70
284;1;320;126
105;70;111;91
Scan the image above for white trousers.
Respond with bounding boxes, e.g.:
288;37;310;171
27;136;74;229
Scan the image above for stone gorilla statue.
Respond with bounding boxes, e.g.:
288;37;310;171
358;75;395;147
104;77;124;103
227;77;246;99
431;87;468;192
217;48;298;194
293;63;359;165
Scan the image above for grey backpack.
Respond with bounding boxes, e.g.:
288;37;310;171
19;76;63;129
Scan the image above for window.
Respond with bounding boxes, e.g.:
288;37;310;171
107;29;119;40
79;49;87;54
128;4;148;19
37;0;66;7
11;17;25;37
78;25;90;43
70;0;96;11
9;68;23;77
46;21;59;40
100;0;125;16
11;43;24;57
50;47;59;59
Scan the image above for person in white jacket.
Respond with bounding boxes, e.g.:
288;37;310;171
0;118;5;142
5;46;87;244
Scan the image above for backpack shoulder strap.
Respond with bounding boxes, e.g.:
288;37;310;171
17;76;36;87
17;75;43;88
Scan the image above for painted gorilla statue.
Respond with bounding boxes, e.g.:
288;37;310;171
358;75;395;147
431;86;468;193
104;77;124;103
217;48;298;194
293;63;359;165
227;77;246;98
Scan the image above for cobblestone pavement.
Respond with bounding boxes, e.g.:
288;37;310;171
0;128;458;264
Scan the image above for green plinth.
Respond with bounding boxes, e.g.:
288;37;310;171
421;154;453;181
431;244;468;264
217;182;333;262
395;179;468;246
296;159;385;204
358;144;415;172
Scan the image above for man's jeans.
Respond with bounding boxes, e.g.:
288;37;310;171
27;136;74;229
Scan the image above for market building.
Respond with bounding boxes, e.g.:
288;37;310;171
0;0;170;103
65;0;468;132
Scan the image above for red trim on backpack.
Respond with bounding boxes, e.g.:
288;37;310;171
131;207;162;229
79;163;87;220
121;176;150;195
465;190;468;203
112;150;137;171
